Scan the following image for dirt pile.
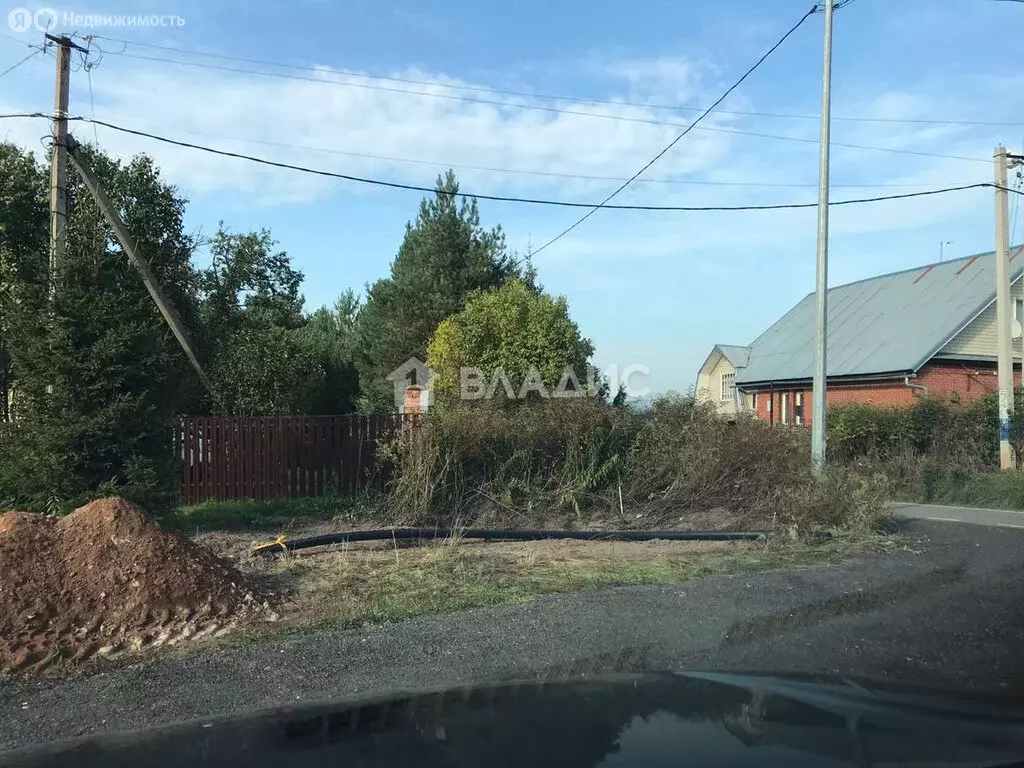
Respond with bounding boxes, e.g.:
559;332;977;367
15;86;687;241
0;497;271;671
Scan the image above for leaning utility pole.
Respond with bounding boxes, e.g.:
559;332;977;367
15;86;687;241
811;0;835;475
65;136;214;394
994;146;1023;470
46;34;77;301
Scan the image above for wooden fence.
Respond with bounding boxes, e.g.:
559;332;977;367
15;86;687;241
174;414;419;505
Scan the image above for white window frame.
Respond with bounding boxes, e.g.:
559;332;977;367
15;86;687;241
794;392;804;426
781;392;789;424
720;372;735;402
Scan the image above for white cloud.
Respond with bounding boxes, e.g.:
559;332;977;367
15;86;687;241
2;44;1011;224
0;52;745;206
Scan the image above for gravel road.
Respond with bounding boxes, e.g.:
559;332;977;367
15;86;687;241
2;518;1023;752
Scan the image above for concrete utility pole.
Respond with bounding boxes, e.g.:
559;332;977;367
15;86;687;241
811;0;835;475
47;35;72;301
995;146;1024;471
66;137;214;394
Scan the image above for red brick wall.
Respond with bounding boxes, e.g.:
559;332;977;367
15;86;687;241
752;390;810;425
747;361;1022;426
403;386;424;415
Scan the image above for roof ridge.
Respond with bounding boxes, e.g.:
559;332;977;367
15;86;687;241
829;248;1001;292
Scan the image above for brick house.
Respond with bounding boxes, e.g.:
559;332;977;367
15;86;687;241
697;248;1024;425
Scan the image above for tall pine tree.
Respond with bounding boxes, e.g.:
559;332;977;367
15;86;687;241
356;171;516;411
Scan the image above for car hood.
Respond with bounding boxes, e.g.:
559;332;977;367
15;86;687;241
6;671;1024;767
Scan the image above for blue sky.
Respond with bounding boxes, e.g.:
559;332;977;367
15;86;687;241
1;0;1023;395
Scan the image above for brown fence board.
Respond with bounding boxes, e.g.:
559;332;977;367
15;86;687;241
177;414;418;503
177;413;411;504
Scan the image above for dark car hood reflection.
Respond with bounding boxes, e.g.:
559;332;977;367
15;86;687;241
6;671;1024;767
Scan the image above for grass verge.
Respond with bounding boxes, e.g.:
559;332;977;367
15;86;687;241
893;466;1024;511
162;494;384;532
253;530;902;636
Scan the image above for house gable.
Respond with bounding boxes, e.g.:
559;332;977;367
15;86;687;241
696;345;748;414
937;276;1024;361
705;355;736;403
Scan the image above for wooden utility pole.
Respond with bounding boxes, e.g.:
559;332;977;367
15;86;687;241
65;137;214;394
46;34;76;300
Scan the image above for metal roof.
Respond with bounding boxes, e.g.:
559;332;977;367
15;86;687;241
735;249;1024;386
716;345;750;369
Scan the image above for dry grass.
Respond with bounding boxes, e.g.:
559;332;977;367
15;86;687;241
384;398;889;535
240;532;901;635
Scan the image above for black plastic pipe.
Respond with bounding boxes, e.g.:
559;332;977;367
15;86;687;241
253;527;768;556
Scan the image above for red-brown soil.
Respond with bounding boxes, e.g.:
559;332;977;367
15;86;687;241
0;497;270;672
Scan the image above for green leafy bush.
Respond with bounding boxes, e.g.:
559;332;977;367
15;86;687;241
827;393;1012;468
825;390;1024;510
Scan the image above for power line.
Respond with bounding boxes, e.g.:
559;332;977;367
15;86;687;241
0;111;1004;211
85;32;1022;129
63;115;1004;212
99;49;731;126
80;39;102;144
0;48;42;80
0;30;36;46
71;117;971;189
1012;134;1023;245
0;109;995;189
531;5;818;255
83;49;991;166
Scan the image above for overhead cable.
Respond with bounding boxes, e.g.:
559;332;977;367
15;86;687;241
0;112;1009;211
83;32;1020;128
531;5;819;255
0;48;42;80
72;111;1004;211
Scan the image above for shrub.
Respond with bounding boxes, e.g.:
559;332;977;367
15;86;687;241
387;396;884;533
827;393;1010;468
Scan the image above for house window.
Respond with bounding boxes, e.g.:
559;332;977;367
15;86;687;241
749;393;756;411
720;373;735;402
781;392;789;424
794;392;804;426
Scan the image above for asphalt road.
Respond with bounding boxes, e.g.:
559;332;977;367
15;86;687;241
2;518;1024;753
893;500;1024;529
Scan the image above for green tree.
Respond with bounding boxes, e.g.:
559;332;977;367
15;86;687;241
356;170;516;411
0;144;203;511
199;227;318;415
197;231;363;415
298;290;362;414
209;323;326;415
0;144;48;424
199;226;305;333
427;278;594;401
